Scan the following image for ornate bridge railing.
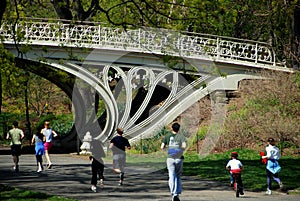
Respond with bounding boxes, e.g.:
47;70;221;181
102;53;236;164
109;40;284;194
1;19;280;67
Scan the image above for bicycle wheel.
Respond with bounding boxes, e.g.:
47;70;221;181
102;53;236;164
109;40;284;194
235;182;239;197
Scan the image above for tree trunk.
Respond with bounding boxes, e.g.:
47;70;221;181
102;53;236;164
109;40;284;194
24;72;31;139
0;0;6;25
0;70;2;114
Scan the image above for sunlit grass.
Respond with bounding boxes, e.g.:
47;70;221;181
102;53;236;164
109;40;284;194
0;184;77;201
183;149;300;192
105;148;300;192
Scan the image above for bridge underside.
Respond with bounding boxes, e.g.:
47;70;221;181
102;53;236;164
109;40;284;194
6;43;266;152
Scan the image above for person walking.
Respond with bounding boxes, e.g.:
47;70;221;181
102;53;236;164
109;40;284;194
6;121;25;173
41;121;58;169
161;122;187;201
262;137;283;195
109;128;131;186
90;138;105;192
31;129;45;172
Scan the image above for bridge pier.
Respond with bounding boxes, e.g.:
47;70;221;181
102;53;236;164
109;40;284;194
1;20;294;150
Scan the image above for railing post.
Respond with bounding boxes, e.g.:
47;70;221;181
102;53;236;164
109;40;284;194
177;32;181;55
25;22;28;40
104;27;107;45
66;26;69;43
217;37;220;59
138;28;141;49
98;25;101;45
255;43;258;64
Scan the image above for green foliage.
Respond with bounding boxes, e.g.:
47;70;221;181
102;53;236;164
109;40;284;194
1;0;298;67
191;125;208;144
51;115;74;137
131;125;191;154
0;112;27;141
132;127;168;154
33;114;73;137
184;149;300;191
0;184;77;201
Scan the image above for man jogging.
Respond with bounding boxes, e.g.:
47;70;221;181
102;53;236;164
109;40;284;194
6;121;25;173
109;128;131;185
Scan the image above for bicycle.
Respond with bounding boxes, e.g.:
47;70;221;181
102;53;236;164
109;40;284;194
232;172;240;197
232;171;244;197
226;152;244;198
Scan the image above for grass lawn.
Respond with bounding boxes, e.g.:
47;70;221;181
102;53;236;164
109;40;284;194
0;184;76;201
183;149;300;192
110;148;300;192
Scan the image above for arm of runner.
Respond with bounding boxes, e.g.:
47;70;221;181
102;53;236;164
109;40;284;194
52;130;59;138
161;142;166;150
6;132;10;140
181;141;187;150
31;134;35;145
20;130;25;140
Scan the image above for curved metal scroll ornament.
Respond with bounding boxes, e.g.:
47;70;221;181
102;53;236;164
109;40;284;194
70;63;119;143
72;38;228;167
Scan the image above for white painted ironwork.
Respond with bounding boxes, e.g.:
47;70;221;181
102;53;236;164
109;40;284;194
76;64;211;142
0;20;283;67
1;19;293;144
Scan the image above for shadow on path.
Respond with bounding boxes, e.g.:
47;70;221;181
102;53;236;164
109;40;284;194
0;154;299;201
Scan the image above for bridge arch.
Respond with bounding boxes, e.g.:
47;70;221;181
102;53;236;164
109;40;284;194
1;20;294;153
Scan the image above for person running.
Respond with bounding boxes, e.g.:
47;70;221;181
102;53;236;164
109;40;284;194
109;128;131;186
31;129;45;172
226;152;244;195
6;121;25;173
161;122;186;201
90;138;105;192
41;121;58;169
262;137;283;195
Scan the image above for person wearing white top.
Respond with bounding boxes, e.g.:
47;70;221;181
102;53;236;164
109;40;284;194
262;138;283;195
41;121;58;169
226;152;244;195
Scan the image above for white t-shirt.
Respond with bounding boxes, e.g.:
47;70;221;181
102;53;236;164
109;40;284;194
226;159;243;172
266;144;280;160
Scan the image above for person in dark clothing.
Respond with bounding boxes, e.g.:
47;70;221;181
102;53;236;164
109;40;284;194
90;138;106;192
109;128;131;185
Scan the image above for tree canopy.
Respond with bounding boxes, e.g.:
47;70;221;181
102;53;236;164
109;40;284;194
0;0;299;147
1;0;299;67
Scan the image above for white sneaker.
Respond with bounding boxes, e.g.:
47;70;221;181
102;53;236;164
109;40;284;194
91;186;97;192
98;179;104;188
279;182;284;189
265;189;272;195
13;165;19;173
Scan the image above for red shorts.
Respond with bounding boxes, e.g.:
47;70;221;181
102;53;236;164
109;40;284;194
44;142;53;151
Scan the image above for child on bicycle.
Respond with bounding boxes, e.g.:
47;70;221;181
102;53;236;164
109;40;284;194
226;152;244;195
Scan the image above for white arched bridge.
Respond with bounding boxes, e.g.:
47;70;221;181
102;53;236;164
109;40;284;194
1;19;294;149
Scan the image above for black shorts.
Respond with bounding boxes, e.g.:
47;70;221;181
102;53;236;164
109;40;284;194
11;144;22;156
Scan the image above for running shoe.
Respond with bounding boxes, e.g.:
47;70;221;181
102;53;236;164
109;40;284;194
91;186;97;192
265;189;272;195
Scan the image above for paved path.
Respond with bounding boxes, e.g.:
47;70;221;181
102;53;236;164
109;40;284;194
0;153;299;201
